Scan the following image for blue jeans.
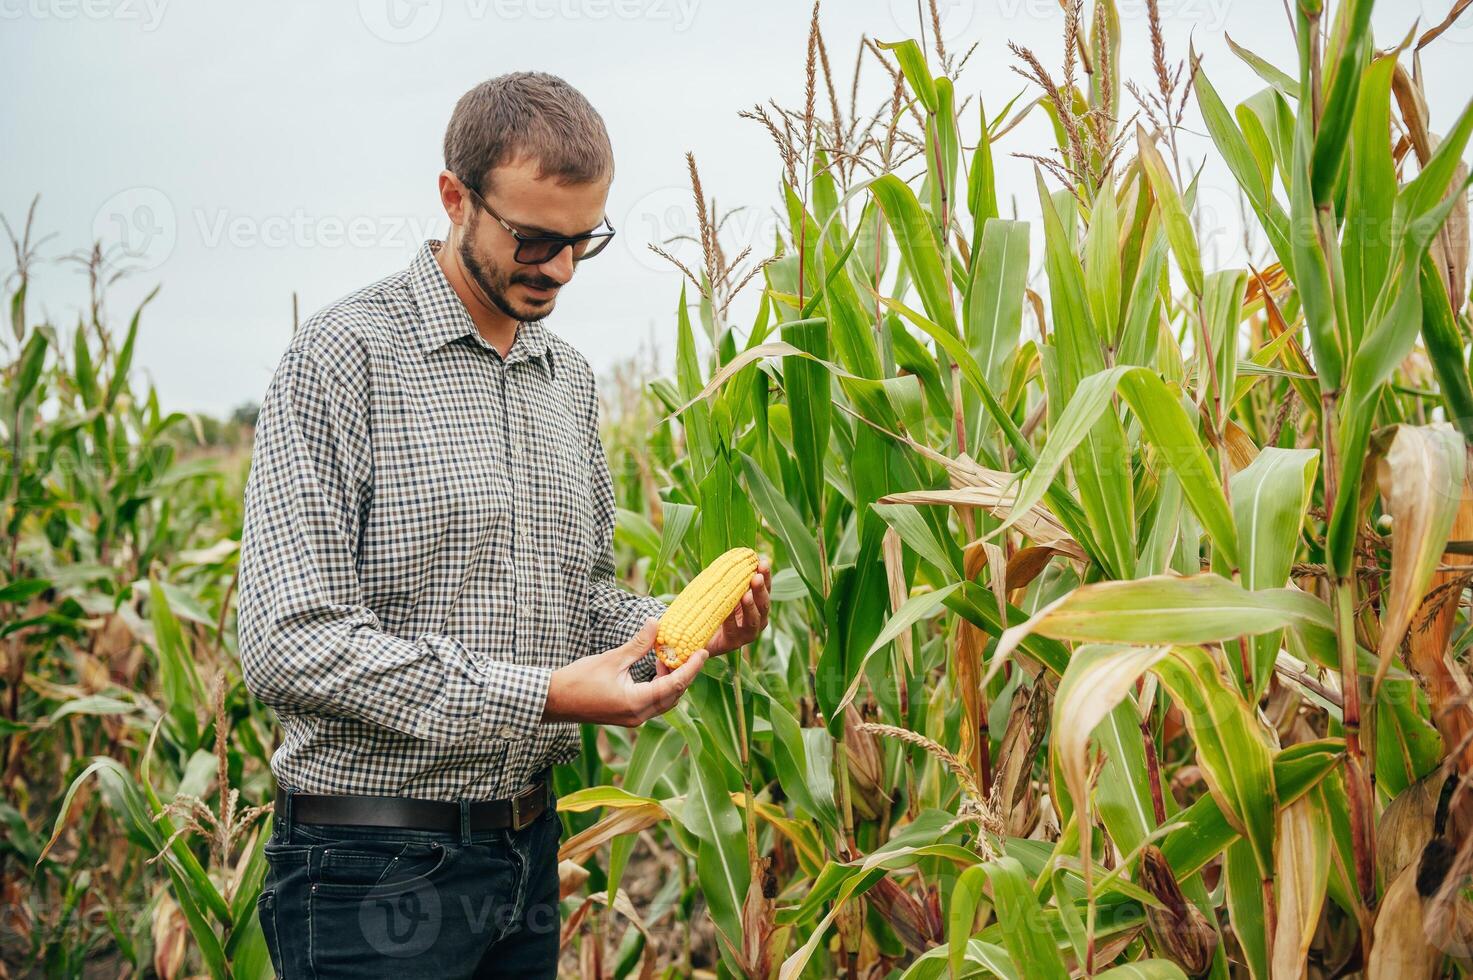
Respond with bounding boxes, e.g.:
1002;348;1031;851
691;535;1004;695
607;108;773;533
258;775;562;978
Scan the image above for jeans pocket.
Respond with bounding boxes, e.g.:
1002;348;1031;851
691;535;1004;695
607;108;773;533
309;842;455;968
312;839;449;895
256;890;285;979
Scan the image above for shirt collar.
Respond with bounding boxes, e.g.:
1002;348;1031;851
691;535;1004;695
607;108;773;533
407;240;554;379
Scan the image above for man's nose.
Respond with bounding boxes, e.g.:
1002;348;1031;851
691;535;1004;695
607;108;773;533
539;245;576;285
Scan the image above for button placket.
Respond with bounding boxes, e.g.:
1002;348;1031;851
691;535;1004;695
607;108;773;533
501;361;540;659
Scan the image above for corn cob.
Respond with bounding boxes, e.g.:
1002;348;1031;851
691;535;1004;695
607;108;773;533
655;547;759;669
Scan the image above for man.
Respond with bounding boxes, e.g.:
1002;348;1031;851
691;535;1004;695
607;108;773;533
237;71;772;977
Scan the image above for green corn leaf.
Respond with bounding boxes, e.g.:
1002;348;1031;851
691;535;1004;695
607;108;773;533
1229;448;1320;698
870;173;957;335
988;365;1238;569
967;102;999;235
1117;219;1168;366
780;317;832;519
981;857;1070;980
1309;0;1374;206
1153;646;1277;877
1420;254;1473;440
614;507;660;560
878;38;937;113
606;724;684;908
1135;125;1203;297
1224;840;1269;979
1287;97;1343;393
1343;51;1399;337
1001;573;1331;652
1160;738;1340;878
1095;964;1189;980
1227;35;1300;97
149;578;203;751
945;580;1072;679
927;77;960;226
674;284;713;480
1036;173;1102;397
837;581;962;716
1083;185;1122;345
650;501;696;593
104;286;155;409
73;322;98;410
949;863;991;978
763;692;839;833
739;452;823;608
1201;269;1249;410
1071;413;1136;580
10;330;48;410
674;710;750;961
963;218;1029;389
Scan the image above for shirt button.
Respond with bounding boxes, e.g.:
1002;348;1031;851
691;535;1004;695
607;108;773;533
499;726;518;740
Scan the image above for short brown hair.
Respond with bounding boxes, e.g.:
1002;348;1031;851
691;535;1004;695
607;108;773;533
443;71;614;194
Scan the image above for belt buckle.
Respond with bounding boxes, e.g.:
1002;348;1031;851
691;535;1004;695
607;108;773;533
509;782;539;831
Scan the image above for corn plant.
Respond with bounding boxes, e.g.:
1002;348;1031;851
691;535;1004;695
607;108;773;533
1;201;273;978
559;0;1473;976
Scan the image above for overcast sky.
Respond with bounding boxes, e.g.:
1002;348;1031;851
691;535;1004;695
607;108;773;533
2;0;1470;417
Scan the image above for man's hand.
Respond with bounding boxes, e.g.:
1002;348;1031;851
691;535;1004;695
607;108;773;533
541;618;707;727
703;554;773;657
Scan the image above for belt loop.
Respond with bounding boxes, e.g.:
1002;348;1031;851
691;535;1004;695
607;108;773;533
458;798;471;845
274;785;294;841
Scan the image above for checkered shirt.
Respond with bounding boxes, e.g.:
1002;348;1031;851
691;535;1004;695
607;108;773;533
237;239;668;801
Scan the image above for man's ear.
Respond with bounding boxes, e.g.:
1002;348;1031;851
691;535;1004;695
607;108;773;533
438;170;471;228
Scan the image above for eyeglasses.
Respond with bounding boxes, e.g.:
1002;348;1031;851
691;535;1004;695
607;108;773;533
458;177;615;265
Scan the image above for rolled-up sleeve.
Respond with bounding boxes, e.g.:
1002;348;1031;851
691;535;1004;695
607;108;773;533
583;387;668;683
236;344;551;743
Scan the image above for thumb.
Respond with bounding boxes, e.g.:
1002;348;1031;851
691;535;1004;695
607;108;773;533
616;618;660;667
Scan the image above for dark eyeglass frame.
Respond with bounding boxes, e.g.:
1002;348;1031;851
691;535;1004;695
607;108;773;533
458;177;615;265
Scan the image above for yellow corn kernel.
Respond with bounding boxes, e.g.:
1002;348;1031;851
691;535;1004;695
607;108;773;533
655;547;759;669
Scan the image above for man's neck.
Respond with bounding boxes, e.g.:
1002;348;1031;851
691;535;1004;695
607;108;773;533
433;239;519;356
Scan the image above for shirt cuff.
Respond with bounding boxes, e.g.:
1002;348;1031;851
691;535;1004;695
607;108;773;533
474;661;553;742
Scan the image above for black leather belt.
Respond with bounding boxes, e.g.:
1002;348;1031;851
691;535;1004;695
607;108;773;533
291;777;550;833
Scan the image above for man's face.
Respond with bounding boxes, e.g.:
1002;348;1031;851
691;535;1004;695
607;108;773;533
452;155;610;323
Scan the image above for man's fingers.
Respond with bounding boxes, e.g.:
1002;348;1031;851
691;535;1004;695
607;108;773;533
618;618;660;668
643;647;708;715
